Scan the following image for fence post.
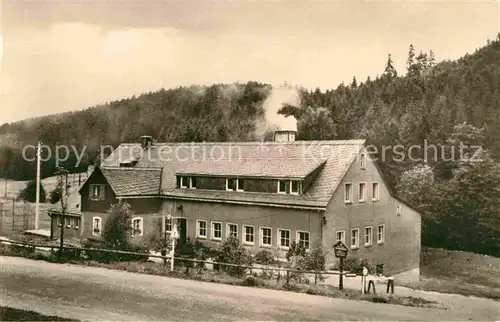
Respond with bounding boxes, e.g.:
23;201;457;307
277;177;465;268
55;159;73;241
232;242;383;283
11;199;15;233
23;202;27;231
0;201;3;234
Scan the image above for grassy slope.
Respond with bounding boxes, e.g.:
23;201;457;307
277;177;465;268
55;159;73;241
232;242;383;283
402;247;500;299
0;176;83;235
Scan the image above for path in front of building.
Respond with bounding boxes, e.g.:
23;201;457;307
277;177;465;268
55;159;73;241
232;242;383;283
2;256;499;321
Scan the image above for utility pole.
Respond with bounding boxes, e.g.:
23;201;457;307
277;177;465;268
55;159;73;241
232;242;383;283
35;141;41;230
56;167;69;259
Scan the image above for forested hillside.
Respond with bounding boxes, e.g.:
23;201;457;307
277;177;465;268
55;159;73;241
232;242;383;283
1;34;499;256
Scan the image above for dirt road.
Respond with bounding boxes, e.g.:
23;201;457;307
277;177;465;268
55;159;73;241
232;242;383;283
0;256;495;321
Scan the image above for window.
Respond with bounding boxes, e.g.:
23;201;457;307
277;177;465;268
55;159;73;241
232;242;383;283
56;216;62;227
278;180;287;194
165;217;172;233
189;177;197;189
358;183;366;202
278;229;291;248
243;225;255;245
360;153;366;169
377;225;385;244
227;223;238;238
92;216;102;236
336;230;345;244
237;179;244;191
66;217;72;228
196;220;207;239
344;183;353;203
131;217;143;237
277;180;302;194
260;227;272;247
179;176;196;189
297;231;310;249
290;180;301;194
180;176;189;188
364;226;373;246
89;184;105;201
212;222;222;240
75;217;80;229
372;182;379;201
226;178;236;191
351;228;359;249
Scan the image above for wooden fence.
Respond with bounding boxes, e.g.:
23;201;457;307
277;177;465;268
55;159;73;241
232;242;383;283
0;238;359;278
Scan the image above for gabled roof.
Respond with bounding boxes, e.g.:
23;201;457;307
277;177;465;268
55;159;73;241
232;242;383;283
99;140;365;208
101;167;162;196
79;167;162;197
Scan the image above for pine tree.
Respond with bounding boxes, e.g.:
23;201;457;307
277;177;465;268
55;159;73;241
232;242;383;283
384;53;398;78
416;50;429;72
407;44;416;75
351;76;358;88
428;50;436;68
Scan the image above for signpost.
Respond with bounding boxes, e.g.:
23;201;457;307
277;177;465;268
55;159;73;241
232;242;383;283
333;241;348;290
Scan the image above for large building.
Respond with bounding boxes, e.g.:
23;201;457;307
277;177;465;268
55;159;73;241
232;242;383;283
50;131;421;282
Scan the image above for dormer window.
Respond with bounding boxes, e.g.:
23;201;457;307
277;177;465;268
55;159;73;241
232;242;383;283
278;180;287;194
89;184;105;201
180;177;189;188
226;178;244;191
290;180;301;194
278;180;302;195
179;176;196;189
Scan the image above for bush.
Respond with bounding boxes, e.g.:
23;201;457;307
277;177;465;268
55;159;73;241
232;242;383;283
53;247;82;261
50;186;62;204
18;180;46;203
286;240;306;261
255;250;274;265
102;201;133;250
299;245;326;284
216;236;253;277
343;257;374;274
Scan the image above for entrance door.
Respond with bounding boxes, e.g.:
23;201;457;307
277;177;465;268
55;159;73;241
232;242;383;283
177;218;187;245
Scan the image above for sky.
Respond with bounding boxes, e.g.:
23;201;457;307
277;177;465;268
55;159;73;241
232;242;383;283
0;0;499;124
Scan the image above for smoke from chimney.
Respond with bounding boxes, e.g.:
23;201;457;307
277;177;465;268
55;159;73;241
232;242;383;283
255;85;299;140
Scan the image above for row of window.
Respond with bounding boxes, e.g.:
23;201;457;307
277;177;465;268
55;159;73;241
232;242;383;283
345;182;379;203
193;220;310;249
91;216;143;237
89;216;384;250
179;176;303;195
336;225;385;249
56;216;81;229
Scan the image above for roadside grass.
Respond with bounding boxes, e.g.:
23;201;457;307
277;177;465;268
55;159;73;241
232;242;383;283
0;245;439;309
0;306;79;321
401;247;500;300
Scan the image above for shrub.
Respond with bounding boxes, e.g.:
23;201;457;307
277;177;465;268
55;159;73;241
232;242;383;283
255;250;274;265
18;179;46;203
50;186;62;204
216;236;253;277
286;240;306;261
102;201;133;251
298;245;326;284
343;257;374;274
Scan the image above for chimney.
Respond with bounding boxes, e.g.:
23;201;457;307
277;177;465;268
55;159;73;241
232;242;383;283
140;135;153;149
273;130;296;142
